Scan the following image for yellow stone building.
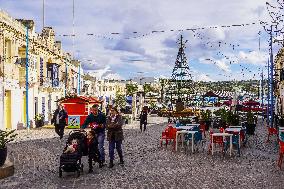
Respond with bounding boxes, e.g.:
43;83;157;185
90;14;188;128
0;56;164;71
274;48;284;115
0;10;82;130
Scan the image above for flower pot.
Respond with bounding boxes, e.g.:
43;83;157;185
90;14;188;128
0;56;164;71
35;120;44;128
0;147;7;166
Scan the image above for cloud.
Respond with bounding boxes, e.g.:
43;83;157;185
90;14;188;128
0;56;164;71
215;59;231;73
196;74;214;82
238;51;267;65
87;66;111;79
0;0;273;81
104;73;124;80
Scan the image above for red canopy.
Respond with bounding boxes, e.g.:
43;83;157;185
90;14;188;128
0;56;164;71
243;100;260;106
223;100;232;106
203;91;219;98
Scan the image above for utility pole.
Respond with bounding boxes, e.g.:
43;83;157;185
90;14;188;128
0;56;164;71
43;0;45;30
25;26;29;130
261;70;264;107
269;25;274;128
65;58;68;97
72;0;75;58
267;58;270;126
78;62;81;95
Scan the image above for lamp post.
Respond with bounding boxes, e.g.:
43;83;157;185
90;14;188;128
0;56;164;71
64;58;68;97
25;26;29;130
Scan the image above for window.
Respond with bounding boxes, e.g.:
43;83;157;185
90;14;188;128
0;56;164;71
4;39;12;63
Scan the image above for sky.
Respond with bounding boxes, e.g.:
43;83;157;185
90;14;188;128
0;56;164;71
0;0;283;81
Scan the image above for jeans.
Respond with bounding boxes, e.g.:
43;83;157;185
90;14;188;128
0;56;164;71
97;132;105;161
109;140;123;161
140;122;147;132
55;124;65;138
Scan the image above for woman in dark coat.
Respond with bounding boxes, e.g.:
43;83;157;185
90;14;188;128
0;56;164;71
106;107;124;168
51;104;68;139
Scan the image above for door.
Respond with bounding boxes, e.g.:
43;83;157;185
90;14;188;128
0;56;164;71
42;97;46;121
4;90;12;129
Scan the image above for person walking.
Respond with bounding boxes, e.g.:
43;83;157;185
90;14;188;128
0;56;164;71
106;107;124;168
81;104;106;167
139;108;148;132
51;103;68;139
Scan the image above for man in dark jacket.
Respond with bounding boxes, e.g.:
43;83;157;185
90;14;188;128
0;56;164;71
139;108;148;132
51;104;68;139
81;104;106;167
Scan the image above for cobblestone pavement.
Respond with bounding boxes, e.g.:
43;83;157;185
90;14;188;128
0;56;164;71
1;116;284;189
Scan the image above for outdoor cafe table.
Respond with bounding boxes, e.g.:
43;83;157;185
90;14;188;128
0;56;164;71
211;133;233;156
175;130;198;152
229;126;243;128
225;127;243;149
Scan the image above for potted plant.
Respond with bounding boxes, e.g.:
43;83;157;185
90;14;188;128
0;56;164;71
246;111;256;135
34;114;45;128
200;110;212;131
0;130;17;166
227;110;240;126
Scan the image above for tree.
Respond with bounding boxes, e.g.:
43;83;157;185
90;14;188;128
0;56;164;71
126;84;138;96
115;92;126;109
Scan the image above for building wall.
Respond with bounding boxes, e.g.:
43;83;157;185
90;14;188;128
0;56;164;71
0;10;82;129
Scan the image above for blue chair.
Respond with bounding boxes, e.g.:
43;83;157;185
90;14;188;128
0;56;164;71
176;123;182;128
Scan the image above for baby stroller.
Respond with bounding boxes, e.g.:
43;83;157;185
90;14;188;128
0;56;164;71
59;130;88;178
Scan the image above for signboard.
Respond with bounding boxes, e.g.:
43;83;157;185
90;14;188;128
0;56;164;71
68;116;80;129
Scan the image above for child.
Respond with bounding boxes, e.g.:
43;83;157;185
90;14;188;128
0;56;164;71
64;139;78;153
87;130;102;173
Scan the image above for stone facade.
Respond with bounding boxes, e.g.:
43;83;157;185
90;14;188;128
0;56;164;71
274;48;284;115
0;10;83;130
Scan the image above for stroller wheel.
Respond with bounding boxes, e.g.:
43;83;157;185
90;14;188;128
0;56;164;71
59;167;62;178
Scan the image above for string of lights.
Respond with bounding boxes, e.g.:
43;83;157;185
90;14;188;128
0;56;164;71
54;21;259;41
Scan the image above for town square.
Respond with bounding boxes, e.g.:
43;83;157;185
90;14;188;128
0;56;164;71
1;0;284;189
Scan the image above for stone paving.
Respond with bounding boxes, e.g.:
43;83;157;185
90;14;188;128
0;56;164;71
1;116;284;189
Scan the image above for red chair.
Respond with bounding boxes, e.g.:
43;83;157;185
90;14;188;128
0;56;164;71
240;129;246;143
208;131;224;154
267;127;277;142
160;127;176;148
160;128;170;147
278;140;284;169
199;123;206;138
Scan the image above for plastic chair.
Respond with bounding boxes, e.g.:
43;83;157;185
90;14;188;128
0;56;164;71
208;131;225;155
160;128;170;147
278;140;284;169
199;123;207;138
267;127;278;142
